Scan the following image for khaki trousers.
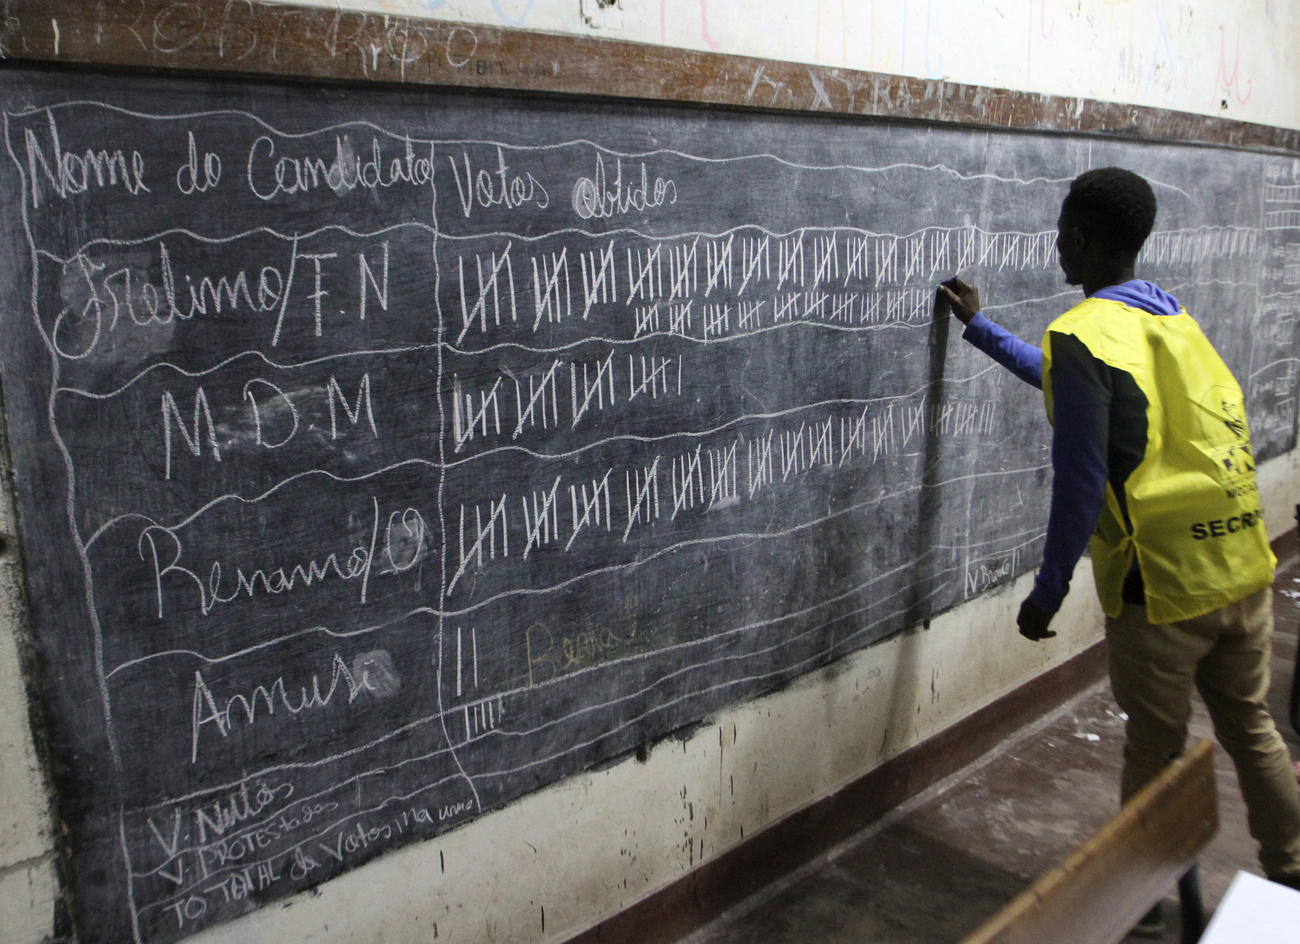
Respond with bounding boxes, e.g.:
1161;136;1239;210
1106;588;1300;879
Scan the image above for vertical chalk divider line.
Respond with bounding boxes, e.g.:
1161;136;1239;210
431;141;483;814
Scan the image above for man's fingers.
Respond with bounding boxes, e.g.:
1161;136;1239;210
940;284;970;307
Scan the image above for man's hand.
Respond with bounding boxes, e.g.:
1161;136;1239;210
937;277;981;325
1017;599;1057;641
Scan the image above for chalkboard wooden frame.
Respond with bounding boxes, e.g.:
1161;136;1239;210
0;0;1297;155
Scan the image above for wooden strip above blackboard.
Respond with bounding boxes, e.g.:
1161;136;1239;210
2;0;1297;154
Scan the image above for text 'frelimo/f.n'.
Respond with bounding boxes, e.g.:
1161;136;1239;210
48;237;394;361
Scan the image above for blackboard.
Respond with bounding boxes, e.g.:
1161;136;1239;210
0;61;1296;944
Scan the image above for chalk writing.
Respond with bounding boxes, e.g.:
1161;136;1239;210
245;133;433;200
190;650;390;762
571;153;677;220
19;109;150;207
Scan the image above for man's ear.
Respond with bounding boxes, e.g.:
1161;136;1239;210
1059;224;1086;255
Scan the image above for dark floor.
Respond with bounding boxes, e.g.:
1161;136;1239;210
679;534;1300;944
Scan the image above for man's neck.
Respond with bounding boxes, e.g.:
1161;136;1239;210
1082;266;1136;297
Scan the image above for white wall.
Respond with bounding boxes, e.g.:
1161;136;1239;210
0;421;60;943
258;0;1300;133
1;2;1298;942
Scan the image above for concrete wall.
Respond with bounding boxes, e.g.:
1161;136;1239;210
257;0;1300;131
2;2;1298;942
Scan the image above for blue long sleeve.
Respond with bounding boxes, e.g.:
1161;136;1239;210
961;312;1043;389
958;313;1110;615
1026;332;1112;614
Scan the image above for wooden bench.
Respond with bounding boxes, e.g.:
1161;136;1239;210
961;737;1218;944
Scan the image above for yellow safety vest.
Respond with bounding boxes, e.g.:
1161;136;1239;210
1042;297;1275;624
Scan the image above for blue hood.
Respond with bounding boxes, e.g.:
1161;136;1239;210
1093;279;1182;316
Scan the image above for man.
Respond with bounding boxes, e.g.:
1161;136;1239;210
938;167;1300;929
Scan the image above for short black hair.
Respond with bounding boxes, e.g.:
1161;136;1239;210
1061;167;1157;257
